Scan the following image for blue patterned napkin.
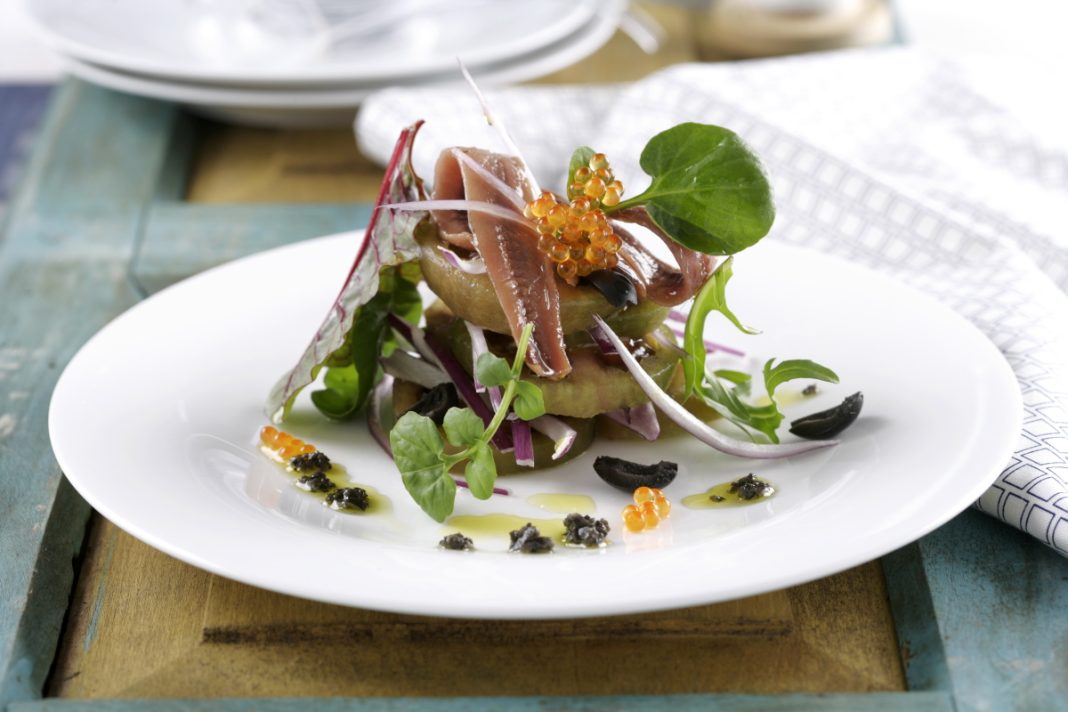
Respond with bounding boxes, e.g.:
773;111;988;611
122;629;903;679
357;48;1068;556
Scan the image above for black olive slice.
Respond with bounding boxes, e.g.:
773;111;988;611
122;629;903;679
582;269;638;308
789;392;863;439
406;382;460;425
593;455;678;492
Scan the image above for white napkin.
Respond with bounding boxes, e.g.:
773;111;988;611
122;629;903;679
357;47;1068;556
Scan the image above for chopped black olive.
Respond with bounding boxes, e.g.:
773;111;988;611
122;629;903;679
290;450;331;473
802;384;818;397
296;472;335;493
729;473;772;500
406;383;461;425
582;269;638;308
710;495;726;502
439;532;474;551
563;513;610;547
508;523;554;554
593;455;678;492
789;392;863;439
325;487;370;511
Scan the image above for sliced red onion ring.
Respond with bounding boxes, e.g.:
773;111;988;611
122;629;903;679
465;321;534;467
529;415;578;460
381;200;528;228
591;316;837;459
451;149;526;213
458;60;542;195
605;403;661;441
388;314;512;452
381;350;448;390
511;417;535;468
367;374;396;457
438;244;487;274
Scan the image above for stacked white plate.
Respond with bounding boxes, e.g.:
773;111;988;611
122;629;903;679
24;0;626;127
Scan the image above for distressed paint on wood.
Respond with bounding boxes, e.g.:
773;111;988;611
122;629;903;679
0;80;179;708
12;691;955;712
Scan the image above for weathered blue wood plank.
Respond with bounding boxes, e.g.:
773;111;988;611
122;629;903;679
10;691;954;712
133;203;370;294
918;509;1068;712
0;79;179;708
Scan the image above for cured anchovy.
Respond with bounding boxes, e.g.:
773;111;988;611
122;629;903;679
611;207;716;307
431;148;572;379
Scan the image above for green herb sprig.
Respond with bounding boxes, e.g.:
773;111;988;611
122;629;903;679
390;323;546;521
597;122;776;256
683;258;838;443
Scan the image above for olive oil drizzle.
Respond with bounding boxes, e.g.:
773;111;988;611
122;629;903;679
261;445;391;515
682;479;776;509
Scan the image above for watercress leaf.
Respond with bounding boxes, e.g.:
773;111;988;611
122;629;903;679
390;411;455;521
682;257;758;399
763;359;839;399
568;146;596;189
698;376;783;444
464;442;497;500
614;123;774;255
442;407;485;448
512;380;546;421
475;352;513;388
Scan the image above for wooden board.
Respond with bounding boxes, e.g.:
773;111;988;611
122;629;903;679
48;519;905;699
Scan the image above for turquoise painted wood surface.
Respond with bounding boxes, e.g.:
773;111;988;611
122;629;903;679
1;79;1066;711
10;691;954;712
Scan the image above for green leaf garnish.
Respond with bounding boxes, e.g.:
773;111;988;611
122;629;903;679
443;406;484;448
763;359;838;396
567;146;596;189
389;324;544;521
512;380;546;421
464;443;497;500
682;256;757;400
311;267;421;419
475;352;513;388
610;123;775;256
390;411;455;521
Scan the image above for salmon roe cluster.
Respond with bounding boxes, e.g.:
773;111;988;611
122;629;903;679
524;152;624;286
622;486;672;532
259;425;316;461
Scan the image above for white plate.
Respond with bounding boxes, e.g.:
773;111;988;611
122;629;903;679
27;0;598;85
58;1;624;128
49;232;1021;619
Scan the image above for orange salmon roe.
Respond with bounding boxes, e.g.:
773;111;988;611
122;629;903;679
259;426;317;463
621;487;671;533
524;151;624;285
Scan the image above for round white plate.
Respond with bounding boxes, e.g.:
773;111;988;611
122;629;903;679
58;1;624;128
27;0;599;85
49;232;1021;619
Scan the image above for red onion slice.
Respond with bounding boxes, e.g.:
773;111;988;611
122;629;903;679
367;374;396;457
465;321;534;467
511;417;535;468
529;415;578;460
438;245;487;274
381;350;448;390
381;200;528;228
591;316;837;459
605;403;661;441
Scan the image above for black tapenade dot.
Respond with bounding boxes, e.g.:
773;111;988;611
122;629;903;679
325;487;369;511
296;471;335;493
729;473;772;500
508;523;554;554
290;450;331;473
439;532;474;551
563;513;610;547
802;384;818;397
